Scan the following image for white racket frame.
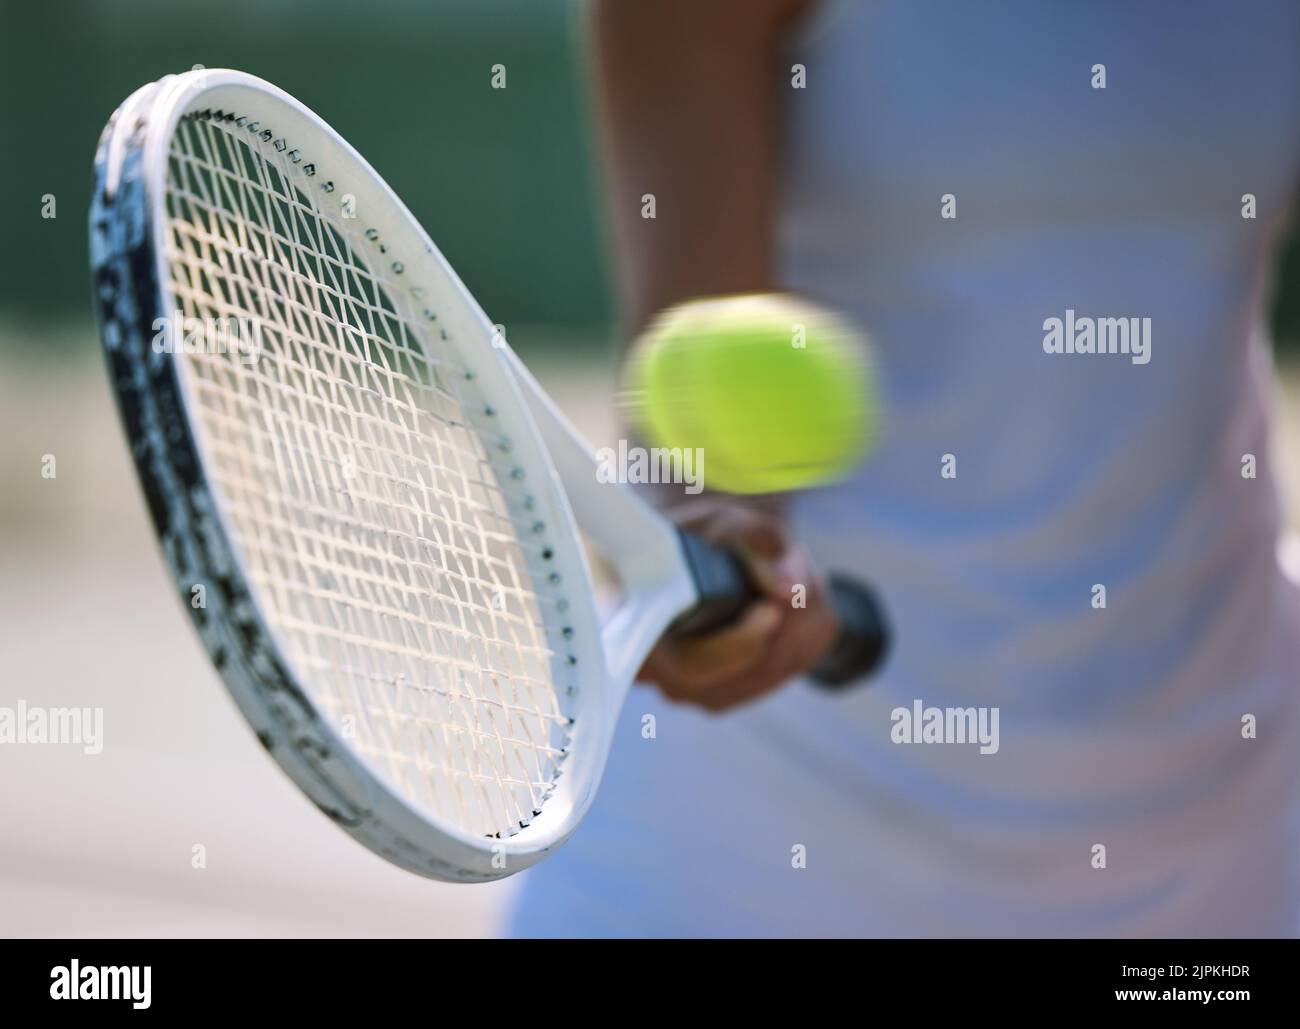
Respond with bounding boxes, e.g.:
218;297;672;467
91;70;696;882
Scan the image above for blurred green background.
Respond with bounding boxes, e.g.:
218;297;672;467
0;0;612;354
4;0;1300;351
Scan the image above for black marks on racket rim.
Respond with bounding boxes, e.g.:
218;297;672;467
93;93;504;883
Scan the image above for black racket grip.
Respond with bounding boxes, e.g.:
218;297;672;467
671;530;890;689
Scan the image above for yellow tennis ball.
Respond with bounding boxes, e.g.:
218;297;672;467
624;294;876;494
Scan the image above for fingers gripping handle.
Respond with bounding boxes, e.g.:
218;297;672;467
670;530;890;689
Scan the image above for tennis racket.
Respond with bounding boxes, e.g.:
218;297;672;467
89;70;889;882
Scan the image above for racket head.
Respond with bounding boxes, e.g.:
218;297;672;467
89;70;614;881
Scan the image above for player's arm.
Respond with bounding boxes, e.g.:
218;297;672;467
590;0;811;332
589;0;834;711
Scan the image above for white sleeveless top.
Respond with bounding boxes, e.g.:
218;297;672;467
509;0;1300;936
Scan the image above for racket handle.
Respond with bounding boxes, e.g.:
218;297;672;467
672;530;890;689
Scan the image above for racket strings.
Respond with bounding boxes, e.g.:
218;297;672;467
186;363;548;578
162;112;573;837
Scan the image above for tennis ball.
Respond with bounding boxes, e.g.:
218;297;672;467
624;293;876;494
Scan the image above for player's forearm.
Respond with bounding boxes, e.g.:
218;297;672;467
588;0;810;336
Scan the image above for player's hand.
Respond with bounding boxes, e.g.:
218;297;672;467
637;501;838;711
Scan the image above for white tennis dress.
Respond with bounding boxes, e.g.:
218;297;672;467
509;0;1300;936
